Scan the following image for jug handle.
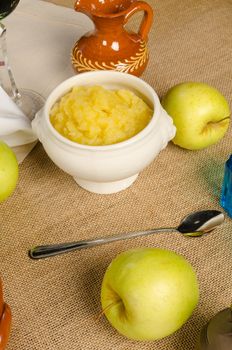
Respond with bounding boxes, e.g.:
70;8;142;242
124;1;153;41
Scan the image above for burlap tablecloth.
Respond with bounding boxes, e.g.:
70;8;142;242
1;0;232;349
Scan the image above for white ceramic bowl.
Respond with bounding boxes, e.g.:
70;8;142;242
32;71;176;194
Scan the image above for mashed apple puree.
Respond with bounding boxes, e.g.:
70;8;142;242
49;85;153;146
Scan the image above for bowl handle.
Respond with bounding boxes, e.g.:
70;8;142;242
159;106;176;148
31;108;44;143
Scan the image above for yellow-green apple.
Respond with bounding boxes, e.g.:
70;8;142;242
0;141;18;202
101;247;199;341
161;82;230;150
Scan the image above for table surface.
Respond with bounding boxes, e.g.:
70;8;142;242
1;0;232;350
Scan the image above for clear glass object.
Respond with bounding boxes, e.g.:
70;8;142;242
220;155;232;218
0;1;44;120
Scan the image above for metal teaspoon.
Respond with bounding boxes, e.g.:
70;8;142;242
28;210;225;260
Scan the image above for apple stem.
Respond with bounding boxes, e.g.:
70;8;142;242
96;300;122;322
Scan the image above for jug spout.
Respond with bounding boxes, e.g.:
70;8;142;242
75;0;136;16
74;0;91;16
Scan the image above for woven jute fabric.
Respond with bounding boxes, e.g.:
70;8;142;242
1;0;232;349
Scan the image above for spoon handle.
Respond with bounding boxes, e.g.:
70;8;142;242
29;227;176;260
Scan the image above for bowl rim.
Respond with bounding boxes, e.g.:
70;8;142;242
43;71;161;151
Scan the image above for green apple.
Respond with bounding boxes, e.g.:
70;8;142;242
101;247;199;341
161;82;230;150
0;141;18;202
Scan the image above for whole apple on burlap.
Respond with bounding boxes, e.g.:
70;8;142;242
161;82;230;150
101;248;199;341
0;141;18;202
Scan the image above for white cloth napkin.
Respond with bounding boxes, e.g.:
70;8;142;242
0;86;37;146
1;0;93;162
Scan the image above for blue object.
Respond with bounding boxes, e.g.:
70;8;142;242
220;155;232;218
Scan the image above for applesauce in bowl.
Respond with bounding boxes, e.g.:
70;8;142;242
32;71;176;194
49;85;153;146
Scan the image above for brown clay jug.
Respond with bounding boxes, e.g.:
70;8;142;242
72;0;153;76
0;279;11;350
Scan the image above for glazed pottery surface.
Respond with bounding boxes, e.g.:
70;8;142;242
72;0;153;76
0;279;11;350
32;71;176;194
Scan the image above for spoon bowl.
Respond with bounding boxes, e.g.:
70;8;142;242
178;210;225;236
